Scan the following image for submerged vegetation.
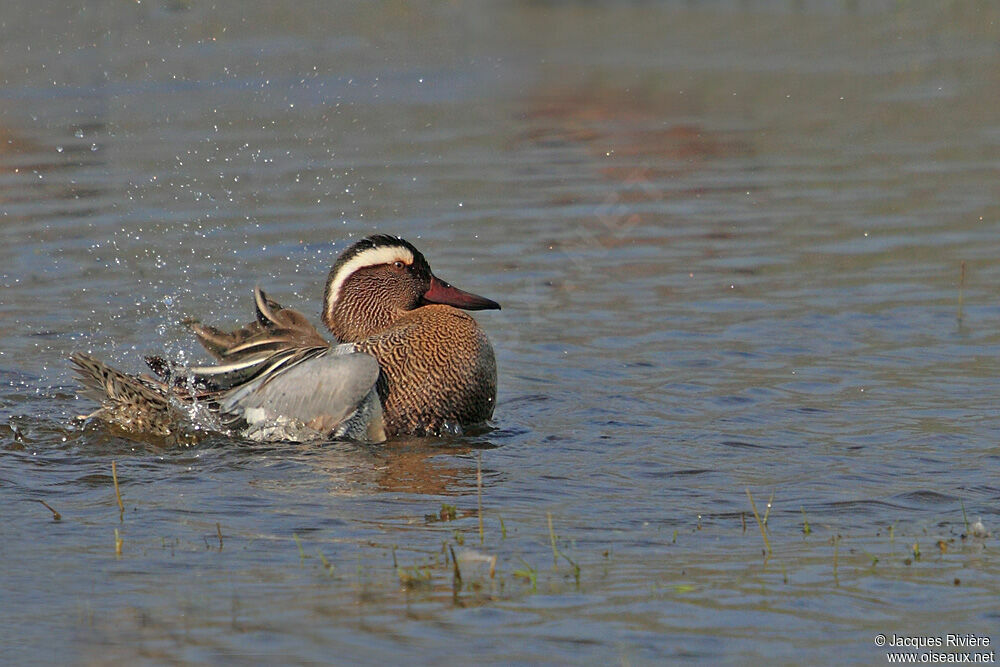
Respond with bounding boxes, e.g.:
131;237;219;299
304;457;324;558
5;424;997;663
80;460;996;609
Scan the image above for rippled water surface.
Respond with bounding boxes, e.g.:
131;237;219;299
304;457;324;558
3;1;999;663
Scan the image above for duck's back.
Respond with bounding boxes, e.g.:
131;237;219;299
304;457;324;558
358;305;496;436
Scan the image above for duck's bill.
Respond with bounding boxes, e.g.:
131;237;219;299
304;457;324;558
423;275;501;311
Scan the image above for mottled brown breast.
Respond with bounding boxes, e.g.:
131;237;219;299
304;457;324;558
357;305;497;436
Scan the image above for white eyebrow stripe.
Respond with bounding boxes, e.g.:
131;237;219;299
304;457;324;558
325;245;415;315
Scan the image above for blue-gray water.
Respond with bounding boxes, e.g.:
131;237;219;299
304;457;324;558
2;1;999;664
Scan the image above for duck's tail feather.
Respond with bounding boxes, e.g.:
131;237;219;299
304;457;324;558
70;352;190;438
72;286;334;442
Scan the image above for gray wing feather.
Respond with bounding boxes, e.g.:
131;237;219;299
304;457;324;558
219;345;380;432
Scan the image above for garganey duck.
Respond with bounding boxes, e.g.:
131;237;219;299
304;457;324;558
71;234;500;443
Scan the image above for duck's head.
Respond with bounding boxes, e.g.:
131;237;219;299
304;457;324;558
322;234;500;342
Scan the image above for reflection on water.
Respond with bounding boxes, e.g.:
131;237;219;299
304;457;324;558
285;437;486;497
521;83;755;265
523;86;751;171
2;0;1000;664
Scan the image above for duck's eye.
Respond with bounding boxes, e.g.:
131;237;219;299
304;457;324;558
393;261;405;269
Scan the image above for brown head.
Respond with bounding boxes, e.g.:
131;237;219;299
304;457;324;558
321;234;500;342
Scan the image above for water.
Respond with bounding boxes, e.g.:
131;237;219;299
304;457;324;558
2;1;999;663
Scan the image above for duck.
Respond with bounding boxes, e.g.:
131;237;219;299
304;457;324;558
71;234;500;444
